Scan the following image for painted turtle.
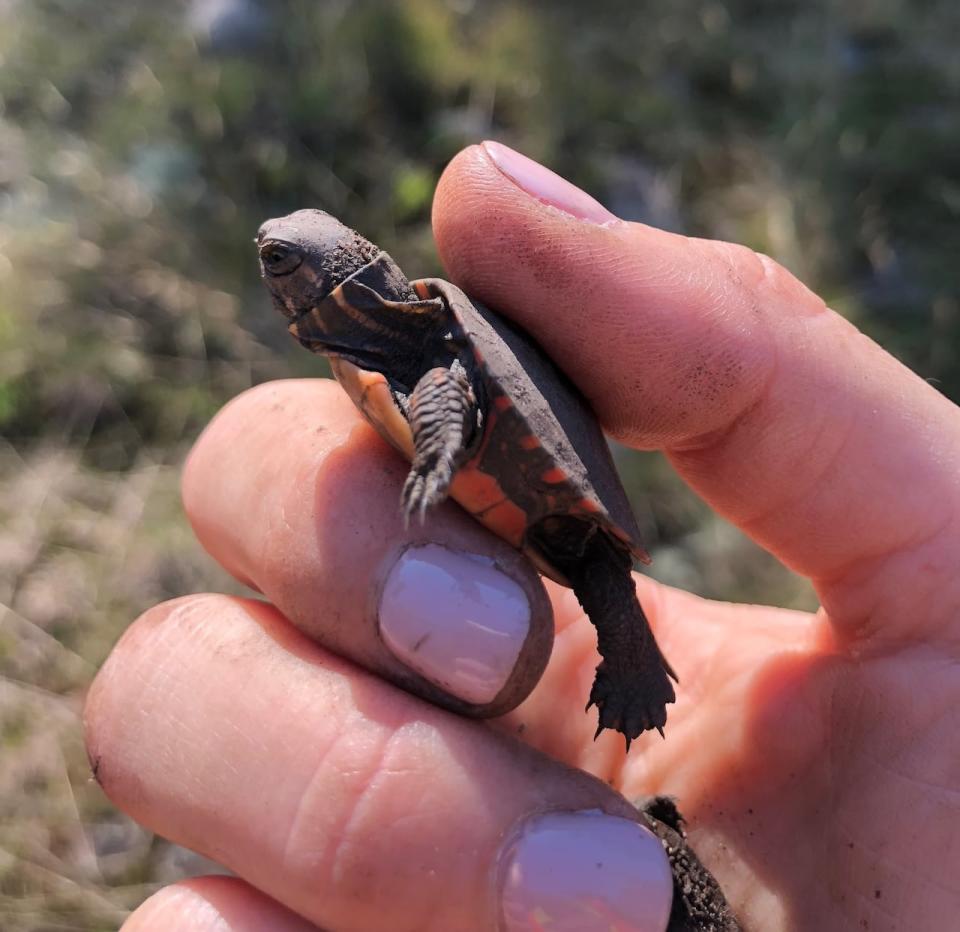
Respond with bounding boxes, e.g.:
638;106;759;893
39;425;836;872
256;209;677;748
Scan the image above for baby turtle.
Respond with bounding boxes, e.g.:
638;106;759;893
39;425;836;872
257;209;676;748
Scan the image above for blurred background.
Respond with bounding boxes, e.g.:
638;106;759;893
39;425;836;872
0;0;957;927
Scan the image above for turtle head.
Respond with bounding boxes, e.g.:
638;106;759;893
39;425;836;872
256;209;381;321
256;210;430;373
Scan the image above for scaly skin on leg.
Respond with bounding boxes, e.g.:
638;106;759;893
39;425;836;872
402;360;478;522
567;531;677;748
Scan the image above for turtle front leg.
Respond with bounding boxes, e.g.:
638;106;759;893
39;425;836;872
402;360;479;523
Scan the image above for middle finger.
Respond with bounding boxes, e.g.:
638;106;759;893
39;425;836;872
182;378;554;719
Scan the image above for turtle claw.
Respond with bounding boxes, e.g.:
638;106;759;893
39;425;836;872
588;661;675;751
400;474;426;527
401;455;456;524
401;469;433;526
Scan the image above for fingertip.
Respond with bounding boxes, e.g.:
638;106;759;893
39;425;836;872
431;144;493;245
123;876;319;931
378;543;551;713
84;596;192;793
499;810;673;932
84;595;286;808
433;144;620;306
433;144;775;447
181;379;358;590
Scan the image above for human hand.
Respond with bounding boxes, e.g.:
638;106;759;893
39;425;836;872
87;143;960;931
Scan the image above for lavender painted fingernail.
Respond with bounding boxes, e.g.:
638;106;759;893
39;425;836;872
500;810;673;932
378;544;530;705
482;141;618;225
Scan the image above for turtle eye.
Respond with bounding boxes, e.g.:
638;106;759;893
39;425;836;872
259;242;303;276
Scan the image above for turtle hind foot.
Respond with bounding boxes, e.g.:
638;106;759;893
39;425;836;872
588;660;676;752
401;456;454;525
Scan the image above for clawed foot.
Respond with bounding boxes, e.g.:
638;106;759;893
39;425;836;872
401;456;455;524
587;660;677;751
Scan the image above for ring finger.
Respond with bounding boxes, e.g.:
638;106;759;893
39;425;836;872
85;594;673;931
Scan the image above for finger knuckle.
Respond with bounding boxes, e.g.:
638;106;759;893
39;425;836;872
280;719;451;925
709;240;827;315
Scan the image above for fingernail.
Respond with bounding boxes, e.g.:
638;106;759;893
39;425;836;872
378;544;530;705
500;810;673;932
482;141;618;225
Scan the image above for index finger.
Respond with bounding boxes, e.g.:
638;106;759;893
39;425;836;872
433;143;960;642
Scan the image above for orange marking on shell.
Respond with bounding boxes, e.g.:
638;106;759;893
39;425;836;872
540;467;567;484
471;496;527;547
329;358;414;459
450;466;527;547
413;280;431;301
493;395;512;412
519;435;540;450
450;464;509;512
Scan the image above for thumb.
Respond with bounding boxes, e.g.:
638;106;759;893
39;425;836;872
432;141;784;448
432;144;960;641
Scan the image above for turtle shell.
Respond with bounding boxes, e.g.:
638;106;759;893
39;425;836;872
332;276;648;586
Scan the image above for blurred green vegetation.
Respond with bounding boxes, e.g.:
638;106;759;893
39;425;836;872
0;0;957;926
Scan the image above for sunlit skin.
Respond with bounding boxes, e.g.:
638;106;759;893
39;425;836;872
90;146;960;931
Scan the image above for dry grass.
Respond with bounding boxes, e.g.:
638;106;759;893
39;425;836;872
0;442;234;930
